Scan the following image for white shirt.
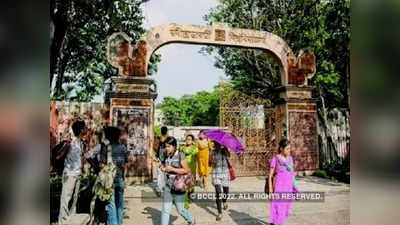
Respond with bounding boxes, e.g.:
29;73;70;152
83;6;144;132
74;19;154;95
84;139;110;161
63;136;83;176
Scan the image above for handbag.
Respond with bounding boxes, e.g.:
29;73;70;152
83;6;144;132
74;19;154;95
264;156;277;193
172;152;195;192
50;140;71;176
264;174;276;194
229;167;236;181
156;167;166;192
173;173;195;192
225;153;236;181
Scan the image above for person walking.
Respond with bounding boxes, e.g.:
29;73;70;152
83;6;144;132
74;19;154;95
153;126;169;195
160;136;195;225
196;130;212;189
268;139;297;225
157;126;169;162
58;120;86;224
84;128;112;224
180;134;198;209
102;126;130;225
209;141;231;221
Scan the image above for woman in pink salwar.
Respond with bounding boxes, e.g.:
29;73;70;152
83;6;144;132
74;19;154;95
268;139;297;225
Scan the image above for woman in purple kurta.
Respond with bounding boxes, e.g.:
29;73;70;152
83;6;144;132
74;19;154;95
268;139;295;225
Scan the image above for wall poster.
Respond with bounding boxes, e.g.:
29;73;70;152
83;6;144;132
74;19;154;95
113;108;150;156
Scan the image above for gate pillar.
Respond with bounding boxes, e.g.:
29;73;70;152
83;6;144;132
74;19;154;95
106;77;157;184
277;85;319;175
275;51;319;175
105;32;158;184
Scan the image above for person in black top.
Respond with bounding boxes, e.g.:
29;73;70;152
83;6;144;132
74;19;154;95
157;126;168;163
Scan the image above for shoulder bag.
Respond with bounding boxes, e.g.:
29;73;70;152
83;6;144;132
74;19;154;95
225;152;236;181
172;152;195;192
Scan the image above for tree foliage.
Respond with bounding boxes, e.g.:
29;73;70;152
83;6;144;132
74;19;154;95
50;0;160;101
203;0;350;109
157;85;224;126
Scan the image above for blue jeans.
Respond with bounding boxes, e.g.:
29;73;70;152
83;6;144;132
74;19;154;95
107;178;124;225
161;185;194;225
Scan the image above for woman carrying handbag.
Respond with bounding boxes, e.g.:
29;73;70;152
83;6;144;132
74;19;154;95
160;136;196;225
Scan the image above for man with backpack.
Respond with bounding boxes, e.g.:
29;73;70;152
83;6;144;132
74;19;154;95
101;126;129;225
58;120;86;224
85;126;130;225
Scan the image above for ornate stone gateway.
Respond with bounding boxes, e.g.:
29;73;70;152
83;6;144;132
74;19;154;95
106;22;318;181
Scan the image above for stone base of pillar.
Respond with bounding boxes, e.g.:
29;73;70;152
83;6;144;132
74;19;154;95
296;170;317;177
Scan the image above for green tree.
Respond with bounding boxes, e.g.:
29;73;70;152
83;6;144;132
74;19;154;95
158;88;220;126
158;97;184;126
50;0;160;101
191;91;220;126
203;0;350;109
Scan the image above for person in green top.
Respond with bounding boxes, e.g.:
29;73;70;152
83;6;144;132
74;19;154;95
180;134;198;209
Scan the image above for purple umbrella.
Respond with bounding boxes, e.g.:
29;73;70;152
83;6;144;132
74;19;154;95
203;129;245;153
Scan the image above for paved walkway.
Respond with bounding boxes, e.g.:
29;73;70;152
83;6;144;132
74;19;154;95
123;176;350;225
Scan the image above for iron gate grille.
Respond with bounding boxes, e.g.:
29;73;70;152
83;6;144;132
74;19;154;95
219;91;282;176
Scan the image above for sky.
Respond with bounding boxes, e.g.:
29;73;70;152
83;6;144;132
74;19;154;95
141;0;227;103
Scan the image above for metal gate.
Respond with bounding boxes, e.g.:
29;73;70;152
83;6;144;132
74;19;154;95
219;91;282;176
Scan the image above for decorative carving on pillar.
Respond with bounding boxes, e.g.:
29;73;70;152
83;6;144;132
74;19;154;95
288;51;316;86
107;33;147;77
131;40;147;77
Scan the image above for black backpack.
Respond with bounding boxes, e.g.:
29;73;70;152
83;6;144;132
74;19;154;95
85;143;106;174
50;140;71;176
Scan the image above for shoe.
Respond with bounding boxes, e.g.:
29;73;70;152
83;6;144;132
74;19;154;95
184;218;195;225
223;203;228;210
216;213;222;221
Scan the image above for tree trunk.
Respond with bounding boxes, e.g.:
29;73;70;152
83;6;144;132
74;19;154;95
50;0;69;97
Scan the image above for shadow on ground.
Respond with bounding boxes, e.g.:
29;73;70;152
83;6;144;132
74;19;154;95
193;201;219;217
142;207;178;225
229;209;269;225
297;176;344;186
